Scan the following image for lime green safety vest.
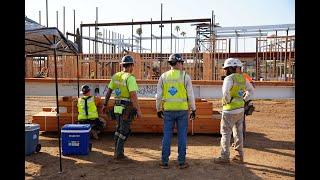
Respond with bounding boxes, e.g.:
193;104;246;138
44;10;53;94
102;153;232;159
112;71;132;100
162;69;188;111
222;73;246;111
77;96;99;120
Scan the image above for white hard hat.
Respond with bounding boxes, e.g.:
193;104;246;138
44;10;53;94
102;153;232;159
223;58;239;68
236;59;243;67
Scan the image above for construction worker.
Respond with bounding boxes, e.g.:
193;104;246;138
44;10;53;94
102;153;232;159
214;58;254;164
102;55;142;160
156;53;196;169
77;84;105;140
235;60;255;88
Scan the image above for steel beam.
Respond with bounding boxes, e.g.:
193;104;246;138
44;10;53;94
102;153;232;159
81;18;211;27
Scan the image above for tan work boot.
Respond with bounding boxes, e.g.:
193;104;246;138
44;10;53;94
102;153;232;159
159;162;169;169
231;155;244;163
213;157;230;164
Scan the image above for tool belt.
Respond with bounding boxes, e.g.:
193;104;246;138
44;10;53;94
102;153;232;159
111;99;136;120
115;99;132;106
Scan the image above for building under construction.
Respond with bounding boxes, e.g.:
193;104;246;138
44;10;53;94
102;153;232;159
25;10;295;82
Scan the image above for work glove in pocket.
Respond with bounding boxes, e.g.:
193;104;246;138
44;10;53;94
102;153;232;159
157;111;164;119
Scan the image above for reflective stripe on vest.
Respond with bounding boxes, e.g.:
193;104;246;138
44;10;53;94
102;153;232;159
162;69;188;111
112;71;132;99
222;73;246;111
77;96;99;120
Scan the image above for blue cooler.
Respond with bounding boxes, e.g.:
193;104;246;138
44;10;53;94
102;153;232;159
61;124;92;155
25;123;41;155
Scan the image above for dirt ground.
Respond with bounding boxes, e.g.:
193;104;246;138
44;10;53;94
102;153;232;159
25;96;295;180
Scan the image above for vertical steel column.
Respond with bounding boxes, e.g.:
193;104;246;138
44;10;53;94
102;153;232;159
151;18;152;53
46;0;48;27
159;3;163;75
122;34;125;52
111;32;114;53
95;7;98;54
170;17;172;53
266;38;268;80
56;11;58;28
235;31;238;53
95;22;98;79
39;11;41;25
284;29;288;81
108;30;111;53
102;29;105;54
80;22;83;53
273;30;277;78
89;27;91;54
77;55;80;97
74;9;76;42
139;24;142;53
228;38;231;54
211;10;215;80
63;6;65;35
279;35;283;80
255;38;259;80
95;7;99;79
131;19;134;51
209;11;212;80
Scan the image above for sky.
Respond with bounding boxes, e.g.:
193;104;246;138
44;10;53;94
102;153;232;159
25;0;295;53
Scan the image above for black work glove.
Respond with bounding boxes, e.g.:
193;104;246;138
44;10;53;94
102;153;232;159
244;99;251;106
190;110;196;120
157;111;164;119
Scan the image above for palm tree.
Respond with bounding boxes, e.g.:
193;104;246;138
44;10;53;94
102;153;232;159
175;25;180;52
180;31;186;52
136;27;142;53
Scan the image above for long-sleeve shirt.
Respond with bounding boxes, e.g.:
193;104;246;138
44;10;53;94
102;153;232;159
156;69;196;112
222;74;254;114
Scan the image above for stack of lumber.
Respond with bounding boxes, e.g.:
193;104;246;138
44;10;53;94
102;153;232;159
32;96;221;134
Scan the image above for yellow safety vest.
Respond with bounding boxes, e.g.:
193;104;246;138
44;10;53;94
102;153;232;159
222;73;246;111
112;71;132;100
77;96;99;120
162;69;188;111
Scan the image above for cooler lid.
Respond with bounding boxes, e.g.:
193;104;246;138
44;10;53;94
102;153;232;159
25;123;40;131
61;124;91;130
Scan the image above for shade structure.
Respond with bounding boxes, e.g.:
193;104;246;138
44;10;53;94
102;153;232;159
25;16;79;173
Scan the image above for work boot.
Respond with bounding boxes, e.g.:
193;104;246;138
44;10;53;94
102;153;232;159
114;154;126;159
159;162;169;169
231;155;244;163
91;130;99;140
213;157;230;164
178;162;189;169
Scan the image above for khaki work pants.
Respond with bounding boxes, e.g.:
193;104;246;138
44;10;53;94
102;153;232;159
220;111;244;159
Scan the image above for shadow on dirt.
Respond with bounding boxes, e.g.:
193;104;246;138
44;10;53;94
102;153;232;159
30;130;295;179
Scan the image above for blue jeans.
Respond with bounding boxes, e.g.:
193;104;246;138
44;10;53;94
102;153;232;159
161;110;188;164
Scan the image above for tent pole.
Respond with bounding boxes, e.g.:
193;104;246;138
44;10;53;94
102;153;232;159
53;39;63;173
77;55;80;98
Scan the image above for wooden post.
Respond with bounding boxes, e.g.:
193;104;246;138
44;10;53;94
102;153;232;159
203;52;212;80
